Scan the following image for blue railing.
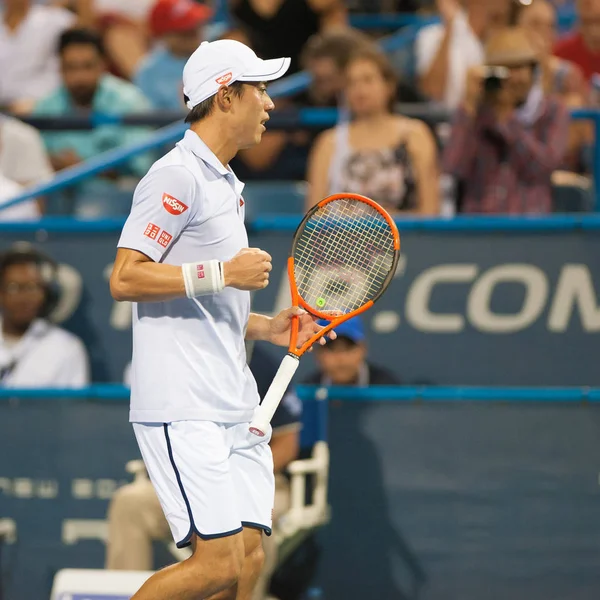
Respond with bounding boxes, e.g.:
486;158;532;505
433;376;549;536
6;106;599;213
2;385;600;402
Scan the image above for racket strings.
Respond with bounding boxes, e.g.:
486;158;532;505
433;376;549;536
293;198;396;313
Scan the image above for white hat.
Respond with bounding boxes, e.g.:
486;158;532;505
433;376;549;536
183;40;291;109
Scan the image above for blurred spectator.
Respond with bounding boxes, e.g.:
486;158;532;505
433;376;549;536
299;28;372;107
515;0;592;173
0;173;40;221
308;317;400;385
107;347;301;600
32;28;153;213
415;0;488;109
0;0;75;114
306;46;439;214
230;0;347;74
134;0;212;111
0;114;53;187
0;246;89;386
554;0;600;82
443;27;570;214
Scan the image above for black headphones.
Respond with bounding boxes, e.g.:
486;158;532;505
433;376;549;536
0;244;61;319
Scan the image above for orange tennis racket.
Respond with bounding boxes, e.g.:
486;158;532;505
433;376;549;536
249;193;400;437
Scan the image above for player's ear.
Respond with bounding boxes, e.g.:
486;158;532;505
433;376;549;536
215;85;234;111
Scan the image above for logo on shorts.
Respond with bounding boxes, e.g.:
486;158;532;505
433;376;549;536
158;230;173;248
216;72;233;85
162;193;188;215
144;223;160;240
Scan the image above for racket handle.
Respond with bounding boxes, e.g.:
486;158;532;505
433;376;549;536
249;354;300;437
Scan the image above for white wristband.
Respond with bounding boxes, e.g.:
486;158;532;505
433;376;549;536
182;261;225;298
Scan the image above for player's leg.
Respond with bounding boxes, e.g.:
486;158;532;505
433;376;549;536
105;477;171;570
229;424;277;600
205;527;264;600
131;531;245;600
129;421;246;600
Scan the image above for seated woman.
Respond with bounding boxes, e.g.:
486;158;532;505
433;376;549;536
306;46;439;215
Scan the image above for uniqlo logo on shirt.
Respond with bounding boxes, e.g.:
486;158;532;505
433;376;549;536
158;230;172;248
162;193;188;215
196;264;205;279
144;223;160;240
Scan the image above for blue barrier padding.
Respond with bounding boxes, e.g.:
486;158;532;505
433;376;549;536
1;385;600;402
4;214;600;233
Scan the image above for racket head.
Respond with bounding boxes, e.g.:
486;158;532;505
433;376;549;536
287;193;400;356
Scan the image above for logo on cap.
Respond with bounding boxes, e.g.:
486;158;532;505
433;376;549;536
162;193;188;215
216;72;233;85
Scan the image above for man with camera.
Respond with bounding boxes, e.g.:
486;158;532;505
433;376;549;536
443;26;570;214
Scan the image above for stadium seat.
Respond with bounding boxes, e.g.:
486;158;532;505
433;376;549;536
242;181;307;219
551;172;594;213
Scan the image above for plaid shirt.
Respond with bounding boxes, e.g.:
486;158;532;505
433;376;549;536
442;98;570;214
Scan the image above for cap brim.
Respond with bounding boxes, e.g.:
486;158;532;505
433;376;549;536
238;57;291;82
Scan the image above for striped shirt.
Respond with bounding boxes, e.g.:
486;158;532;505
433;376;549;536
442;98;570;214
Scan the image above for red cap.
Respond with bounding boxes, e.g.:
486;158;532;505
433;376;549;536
149;0;213;37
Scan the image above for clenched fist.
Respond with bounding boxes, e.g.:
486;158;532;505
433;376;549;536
223;248;272;291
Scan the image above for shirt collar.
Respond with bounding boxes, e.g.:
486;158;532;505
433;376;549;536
182;129;245;196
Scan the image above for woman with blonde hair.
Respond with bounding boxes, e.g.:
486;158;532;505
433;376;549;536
306;46;439;215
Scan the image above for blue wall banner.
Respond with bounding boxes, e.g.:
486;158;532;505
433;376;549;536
1;226;599;386
2;396;600;600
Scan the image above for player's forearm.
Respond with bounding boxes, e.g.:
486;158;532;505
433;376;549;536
110;260;187;302
245;313;273;341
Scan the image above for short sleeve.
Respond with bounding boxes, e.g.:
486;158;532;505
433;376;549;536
118;165;199;262
415;24;443;75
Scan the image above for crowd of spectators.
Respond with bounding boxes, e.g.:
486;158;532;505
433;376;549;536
0;0;598;218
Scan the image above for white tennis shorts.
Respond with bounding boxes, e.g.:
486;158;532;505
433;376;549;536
132;420;275;547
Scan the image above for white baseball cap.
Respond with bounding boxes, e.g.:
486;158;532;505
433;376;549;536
183;40;291;109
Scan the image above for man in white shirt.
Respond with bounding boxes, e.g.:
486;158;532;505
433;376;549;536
0;246;89;387
416;0;489;110
110;40;333;600
0;0;76;113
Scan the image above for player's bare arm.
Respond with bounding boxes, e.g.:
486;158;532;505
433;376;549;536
110;247;272;302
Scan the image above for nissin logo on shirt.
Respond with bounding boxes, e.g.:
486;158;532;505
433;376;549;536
162;193;188;215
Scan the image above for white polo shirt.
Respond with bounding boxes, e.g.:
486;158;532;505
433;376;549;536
0;319;90;388
118;129;260;424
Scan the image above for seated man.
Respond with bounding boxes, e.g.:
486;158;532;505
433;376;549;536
134;0;212;111
442;26;570;214
0;246;89;386
106;346;301;600
32;28;153;215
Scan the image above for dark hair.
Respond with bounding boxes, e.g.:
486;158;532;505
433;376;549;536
58;27;105;57
184;81;246;124
301;28;373;71
346;46;398;112
0;246;60;318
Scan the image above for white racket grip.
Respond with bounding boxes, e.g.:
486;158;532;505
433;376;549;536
249;354;300;437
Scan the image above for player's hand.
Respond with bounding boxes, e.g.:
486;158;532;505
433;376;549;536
223;248;272;291
269;307;337;350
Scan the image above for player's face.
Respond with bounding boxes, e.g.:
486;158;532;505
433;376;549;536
61;43;105;107
233;82;275;149
315;338;366;385
0;264;46;329
346;58;394;117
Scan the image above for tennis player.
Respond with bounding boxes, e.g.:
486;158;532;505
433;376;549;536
110;40;333;600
